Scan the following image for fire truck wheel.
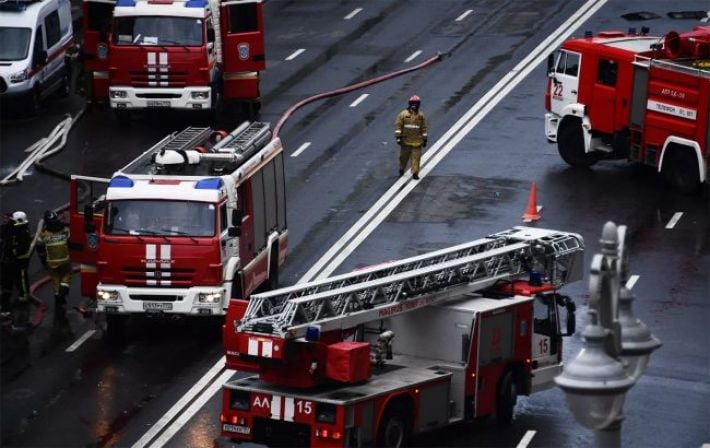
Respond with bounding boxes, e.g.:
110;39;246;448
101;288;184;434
376;404;412;448
662;149;700;194
496;371;517;426
557;120;598;167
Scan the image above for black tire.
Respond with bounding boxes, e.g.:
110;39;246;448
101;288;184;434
105;314;127;344
496;371;517;426
376;404;412;448
557;120;598;167
662;149;701;194
115;109;131;126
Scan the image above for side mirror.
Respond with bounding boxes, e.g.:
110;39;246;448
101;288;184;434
83;203;95;233
557;295;576;336
228;226;241;237
207;27;216;43
231;209;243;226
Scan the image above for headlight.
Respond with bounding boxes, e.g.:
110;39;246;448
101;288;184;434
98;43;108;60
97;290;120;302
191;91;209;99
110;90;127;98
198;291;223;303
10;68;28;83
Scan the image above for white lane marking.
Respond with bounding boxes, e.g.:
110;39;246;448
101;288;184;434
149;369;235;448
291;142;312;157
349;93;369;108
456;9;474;21
285;49;305;61
626;275;640;290
131;358;228;448
65;330;96;352
344;7;362;20
133;1;609;445
405;50;422;63
516;430;536;448
301;0;609;281
665;212;683;229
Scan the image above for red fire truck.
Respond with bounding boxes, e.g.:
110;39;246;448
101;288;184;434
544;25;710;193
220;227;583;447
69;121;286;339
79;0;265;121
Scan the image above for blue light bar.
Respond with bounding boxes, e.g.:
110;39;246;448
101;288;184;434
185;0;205;7
195;178;223;190
116;0;136;6
109;175;134;188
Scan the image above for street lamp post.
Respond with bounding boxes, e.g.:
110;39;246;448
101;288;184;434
555;222;662;447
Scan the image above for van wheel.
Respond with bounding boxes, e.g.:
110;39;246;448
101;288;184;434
496;371;517;426
376;404;412;448
662;149;700;194
557;120;598;166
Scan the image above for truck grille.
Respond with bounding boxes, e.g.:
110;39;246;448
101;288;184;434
129;71;188;88
122;267;195;287
130;295;180;302
252;418;310;447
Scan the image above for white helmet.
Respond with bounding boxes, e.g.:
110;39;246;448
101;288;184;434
11;211;27;224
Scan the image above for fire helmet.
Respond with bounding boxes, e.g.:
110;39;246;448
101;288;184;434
44;210;60;224
408;94;421;108
11;211;27;224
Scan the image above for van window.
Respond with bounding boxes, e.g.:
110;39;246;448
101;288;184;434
0;27;32;61
32;27;44;67
228;3;258;33
45;11;61;48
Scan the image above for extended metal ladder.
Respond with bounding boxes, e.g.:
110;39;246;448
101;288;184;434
216;122;271;160
238;227;584;339
162;127;212;153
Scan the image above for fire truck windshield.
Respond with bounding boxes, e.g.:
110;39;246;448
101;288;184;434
0;27;32;61
113;17;203;46
105;200;215;237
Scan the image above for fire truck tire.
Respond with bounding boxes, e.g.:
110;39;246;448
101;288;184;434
662;149;700;194
105;314;127;344
376;403;412;448
496;371;517;426
557;120;598;167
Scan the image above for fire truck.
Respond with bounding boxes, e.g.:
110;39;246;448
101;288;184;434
79;0;265;120
544;25;710;193
68;121;287;338
220;226;583;447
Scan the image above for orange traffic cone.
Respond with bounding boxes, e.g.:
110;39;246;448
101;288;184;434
522;182;542;222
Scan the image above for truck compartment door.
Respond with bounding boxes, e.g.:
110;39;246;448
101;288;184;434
69;176;109;298
590;58;620;134
475;310;514;417
221;0;266;73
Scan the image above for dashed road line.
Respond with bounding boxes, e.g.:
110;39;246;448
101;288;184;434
626;274;640;290
291;142;312;157
285;49;306;61
516;430;536;448
66;330;96;352
405;50;422;63
344;7;362;20
665;212;683;229
349;93;369;108
456;9;474;21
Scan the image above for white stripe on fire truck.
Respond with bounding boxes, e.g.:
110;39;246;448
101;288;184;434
248;338;259;355
146;244;157;269
159;52;168;86
270;395;282;420
284;397;295;422
160;244;171;269
147;53;156;86
262;339;273;358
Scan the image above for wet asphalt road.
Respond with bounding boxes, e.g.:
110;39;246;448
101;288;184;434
1;0;709;447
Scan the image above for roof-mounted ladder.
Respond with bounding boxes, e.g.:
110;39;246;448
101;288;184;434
161;127;212;153
215;122;272;160
238;227;584;339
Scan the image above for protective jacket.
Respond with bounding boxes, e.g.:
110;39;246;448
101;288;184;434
8;222;31;269
395;109;428;147
37;227;71;269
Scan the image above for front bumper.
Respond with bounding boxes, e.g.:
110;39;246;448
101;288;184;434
96;284;227;316
544;112;560;143
109;86;211;110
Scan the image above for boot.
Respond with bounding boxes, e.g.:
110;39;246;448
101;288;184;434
55;294;66;307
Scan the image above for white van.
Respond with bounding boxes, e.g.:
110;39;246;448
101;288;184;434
0;0;74;115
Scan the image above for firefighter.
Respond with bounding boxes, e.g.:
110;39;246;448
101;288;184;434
36;211;72;307
1;211;32;325
394;94;428;180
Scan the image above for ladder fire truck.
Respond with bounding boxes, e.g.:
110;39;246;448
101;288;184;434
544;25;710;193
220;226;583;447
69;121;286;338
79;0;265;120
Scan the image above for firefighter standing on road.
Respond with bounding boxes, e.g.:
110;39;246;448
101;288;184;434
1;212;32;325
37;211;72;308
395;95;428;180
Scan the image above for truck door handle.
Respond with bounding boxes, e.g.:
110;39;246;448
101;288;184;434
571;90;578;94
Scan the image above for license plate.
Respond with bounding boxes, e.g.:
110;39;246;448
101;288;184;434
142;302;172;311
147;100;170;108
222;424;250;435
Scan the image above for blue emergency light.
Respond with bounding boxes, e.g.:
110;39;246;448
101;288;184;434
195;178;223;189
305;325;321;342
109;175;134;188
116;0;136;6
185;0;205;8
